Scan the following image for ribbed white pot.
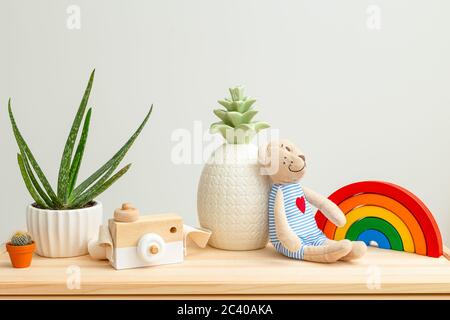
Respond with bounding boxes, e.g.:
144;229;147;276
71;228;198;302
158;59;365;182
197;143;270;250
26;202;103;258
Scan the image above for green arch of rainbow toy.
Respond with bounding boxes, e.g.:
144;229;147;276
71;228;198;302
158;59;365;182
315;181;443;257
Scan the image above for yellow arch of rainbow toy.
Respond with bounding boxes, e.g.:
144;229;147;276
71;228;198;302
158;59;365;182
334;206;415;253
323;193;427;255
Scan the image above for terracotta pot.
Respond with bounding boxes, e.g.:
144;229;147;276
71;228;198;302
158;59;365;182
6;241;36;268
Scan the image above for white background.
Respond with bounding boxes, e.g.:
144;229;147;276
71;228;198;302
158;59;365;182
1;0;449;244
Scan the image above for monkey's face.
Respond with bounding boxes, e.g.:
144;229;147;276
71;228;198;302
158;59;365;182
262;139;307;184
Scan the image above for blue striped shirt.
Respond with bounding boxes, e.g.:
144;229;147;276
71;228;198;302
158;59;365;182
268;183;327;260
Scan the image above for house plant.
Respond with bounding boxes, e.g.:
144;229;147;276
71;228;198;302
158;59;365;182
6;231;35;268
197;86;270;250
8;70;153;258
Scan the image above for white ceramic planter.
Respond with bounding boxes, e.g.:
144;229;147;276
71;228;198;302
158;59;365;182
26;202;103;258
197;143;270;250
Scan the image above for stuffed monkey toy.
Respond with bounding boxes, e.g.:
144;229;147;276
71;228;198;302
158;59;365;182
260;139;367;263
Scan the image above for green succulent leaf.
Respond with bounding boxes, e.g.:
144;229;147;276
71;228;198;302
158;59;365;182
236;123;256;133
241;109;258;123
227;111;244;127
210;87;269;144
213;109;232;126
217;100;234;111
210;123;233;137
232;101;245;113
17;154;48;209
69;163;131;209
210;121;225;131
229;86;244;101
69;105;153;202
241;98;256;113
254;121;270;133
57;69;95;202
22;153;53;207
8;99;62;208
67;108;92;198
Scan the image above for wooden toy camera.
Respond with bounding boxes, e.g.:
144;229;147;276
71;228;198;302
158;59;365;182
109;213;185;269
88;203;211;270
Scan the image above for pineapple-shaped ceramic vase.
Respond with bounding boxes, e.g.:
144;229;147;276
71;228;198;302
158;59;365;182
197;86;270;250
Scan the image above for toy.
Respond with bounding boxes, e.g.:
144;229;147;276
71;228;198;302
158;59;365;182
6;231;35;268
315;181;443;257
114;202;140;222
88;203;212;269
260;139;367;263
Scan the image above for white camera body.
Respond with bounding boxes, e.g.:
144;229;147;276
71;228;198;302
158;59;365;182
108;213;184;270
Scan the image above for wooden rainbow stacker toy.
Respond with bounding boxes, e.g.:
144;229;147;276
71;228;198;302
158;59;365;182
316;181;444;258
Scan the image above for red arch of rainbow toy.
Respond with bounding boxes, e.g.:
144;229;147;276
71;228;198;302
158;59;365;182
315;181;443;258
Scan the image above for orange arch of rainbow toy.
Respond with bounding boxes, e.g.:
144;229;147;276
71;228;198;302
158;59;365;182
315;181;443;257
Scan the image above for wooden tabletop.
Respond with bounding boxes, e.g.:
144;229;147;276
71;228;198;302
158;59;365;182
1;244;450;299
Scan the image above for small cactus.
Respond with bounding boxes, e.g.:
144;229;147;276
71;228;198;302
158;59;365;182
10;231;33;246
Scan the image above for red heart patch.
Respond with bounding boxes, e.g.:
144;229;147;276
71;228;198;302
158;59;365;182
296;196;306;214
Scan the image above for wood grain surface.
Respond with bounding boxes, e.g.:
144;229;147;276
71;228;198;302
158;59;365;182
1;244;449;298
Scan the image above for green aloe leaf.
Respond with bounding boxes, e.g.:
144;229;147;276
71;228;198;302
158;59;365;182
69;105;153;202
22;153;53;207
8;99;61;207
69;163;131;209
57;69;95;202
17;154;48;209
67;108;92;198
69;160;116;206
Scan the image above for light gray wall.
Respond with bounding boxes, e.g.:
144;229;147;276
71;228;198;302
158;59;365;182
1;0;449;244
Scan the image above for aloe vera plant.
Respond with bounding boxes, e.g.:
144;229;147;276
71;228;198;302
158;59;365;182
210;86;270;144
8;70;152;210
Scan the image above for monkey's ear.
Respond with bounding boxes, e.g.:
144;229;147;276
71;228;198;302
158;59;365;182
259;141;281;167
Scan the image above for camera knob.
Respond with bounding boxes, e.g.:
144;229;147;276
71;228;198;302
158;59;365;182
149;245;159;254
137;233;166;263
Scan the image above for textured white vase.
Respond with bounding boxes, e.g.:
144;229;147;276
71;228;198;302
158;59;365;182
197;143;270;250
26;202;103;258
